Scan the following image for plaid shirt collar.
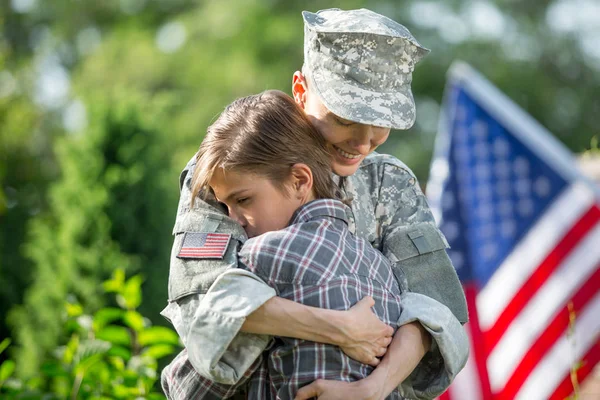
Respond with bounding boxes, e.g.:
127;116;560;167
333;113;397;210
290;198;349;226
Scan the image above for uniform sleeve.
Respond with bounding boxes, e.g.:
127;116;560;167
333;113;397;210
373;161;470;395
182;269;275;385
376;162;468;324
396;293;469;399
165;159;276;384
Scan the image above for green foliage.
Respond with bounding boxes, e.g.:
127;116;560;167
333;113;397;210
8;90;176;379
0;269;179;399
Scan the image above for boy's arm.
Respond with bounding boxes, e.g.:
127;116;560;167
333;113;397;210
294;293;469;400
167;160;391;384
178;269;392;384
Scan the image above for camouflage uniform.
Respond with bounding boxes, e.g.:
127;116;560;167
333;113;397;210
161;8;469;400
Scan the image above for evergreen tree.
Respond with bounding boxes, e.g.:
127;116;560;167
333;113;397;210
8;91;176;378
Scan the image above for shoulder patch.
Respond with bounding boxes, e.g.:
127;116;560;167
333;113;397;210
176;232;231;259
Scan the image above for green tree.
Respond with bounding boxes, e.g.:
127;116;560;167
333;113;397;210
8;91;176;378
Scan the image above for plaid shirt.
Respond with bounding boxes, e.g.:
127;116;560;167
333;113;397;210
162;199;405;400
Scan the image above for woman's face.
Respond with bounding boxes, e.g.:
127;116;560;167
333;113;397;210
301;85;391;177
209;169;302;238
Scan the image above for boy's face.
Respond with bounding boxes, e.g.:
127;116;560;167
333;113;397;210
209;169;302;238
294;73;391;177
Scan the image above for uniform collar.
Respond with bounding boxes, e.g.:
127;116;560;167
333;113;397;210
290;199;349;226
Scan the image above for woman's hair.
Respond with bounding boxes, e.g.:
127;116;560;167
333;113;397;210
191;90;336;204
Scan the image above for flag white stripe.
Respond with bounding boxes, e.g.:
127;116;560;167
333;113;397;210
487;222;600;390
448;322;483;400
515;291;600;400
477;182;595;330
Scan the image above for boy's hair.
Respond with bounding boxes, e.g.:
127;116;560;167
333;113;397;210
191;90;336;204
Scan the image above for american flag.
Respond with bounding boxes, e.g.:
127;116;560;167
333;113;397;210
427;62;600;400
176;232;231;259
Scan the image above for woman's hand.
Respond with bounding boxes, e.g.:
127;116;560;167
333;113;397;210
294;377;384;400
336;296;394;366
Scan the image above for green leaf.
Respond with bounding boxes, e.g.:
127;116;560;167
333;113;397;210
93;307;124;332
40;360;68;378
122;274;143;309
103;269;125;293
0;338;11;356
107;345;131;361
138;326;180;347
74;339;111;365
142;344;175;360
123;310;145;332
108;356;125;371
74;353;104;375
96;326;131;346
66;302;84;318
0;360;16;381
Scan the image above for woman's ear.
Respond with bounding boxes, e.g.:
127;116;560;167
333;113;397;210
292;71;308;109
290;163;314;202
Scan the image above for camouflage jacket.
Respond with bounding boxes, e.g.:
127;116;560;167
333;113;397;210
161;152;469;399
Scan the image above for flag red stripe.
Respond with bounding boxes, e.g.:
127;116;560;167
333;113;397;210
548;339;600;400
179;251;225;255
437;391;451;400
464;284;493;399
485;205;600;351
497;263;600;399
183;245;228;249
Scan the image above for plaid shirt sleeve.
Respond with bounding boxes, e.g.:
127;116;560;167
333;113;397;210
238;199;405;400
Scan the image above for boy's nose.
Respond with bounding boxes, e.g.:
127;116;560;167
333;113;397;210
228;209;247;227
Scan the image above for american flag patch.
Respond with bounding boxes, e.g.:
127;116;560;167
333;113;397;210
176;232;231;259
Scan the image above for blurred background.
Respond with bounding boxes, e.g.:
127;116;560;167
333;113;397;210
1;0;598;396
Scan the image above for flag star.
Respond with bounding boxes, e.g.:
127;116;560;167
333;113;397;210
477;204;495;220
476;184;493;201
474;142;490;160
455;145;471;164
498;199;513;216
449;251;464;270
495;161;512;179
514;157;530;176
442;194;455;210
515;178;531;197
472;120;488;140
534;177;551;197
496;180;512;197
455;105;468;122
493;137;511;158
481;243;497;261
479;223;496;239
443;221;459;241
475;164;492;181
500;220;516;238
517;199;534;216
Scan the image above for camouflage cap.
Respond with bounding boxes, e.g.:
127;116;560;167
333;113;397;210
303;8;429;130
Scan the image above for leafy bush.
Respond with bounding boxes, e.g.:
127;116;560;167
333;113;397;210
0;269;179;399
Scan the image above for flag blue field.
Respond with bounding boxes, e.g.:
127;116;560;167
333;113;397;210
427;62;600;400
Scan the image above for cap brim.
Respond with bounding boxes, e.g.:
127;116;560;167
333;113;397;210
310;67;417;130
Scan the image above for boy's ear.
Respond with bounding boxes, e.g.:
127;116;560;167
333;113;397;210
292;71;308;109
290;163;313;200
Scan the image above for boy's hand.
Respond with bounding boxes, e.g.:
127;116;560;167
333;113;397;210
337;296;394;366
294;376;384;400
